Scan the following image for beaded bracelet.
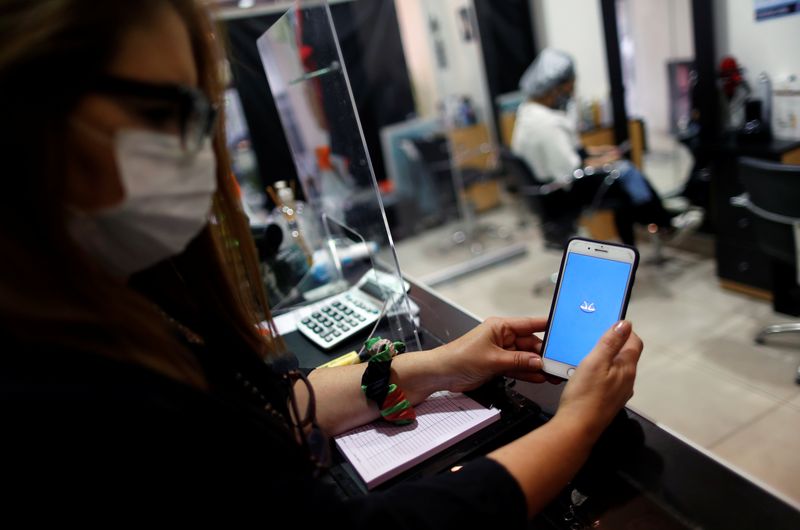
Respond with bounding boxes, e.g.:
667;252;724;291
360;337;416;425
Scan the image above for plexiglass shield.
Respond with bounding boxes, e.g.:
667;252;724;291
256;0;421;354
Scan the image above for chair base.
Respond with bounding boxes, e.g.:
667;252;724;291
446;221;514;256
754;323;800;386
643;230;670;266
422;242;528;288
754;322;800;345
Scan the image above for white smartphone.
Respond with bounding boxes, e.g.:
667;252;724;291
541;238;639;379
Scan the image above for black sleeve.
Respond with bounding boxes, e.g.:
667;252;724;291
3;353;528;528
115;418;528;529
260;450;528;529
339;458;528;529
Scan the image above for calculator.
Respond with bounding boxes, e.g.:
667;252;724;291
297;270;410;350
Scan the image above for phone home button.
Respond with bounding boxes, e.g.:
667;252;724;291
566;368;576;377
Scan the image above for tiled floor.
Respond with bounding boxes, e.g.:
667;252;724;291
395;194;800;506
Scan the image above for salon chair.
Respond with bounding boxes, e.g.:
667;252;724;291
736;157;800;384
406;135;510;253
500;148;602;294
499;148;580;250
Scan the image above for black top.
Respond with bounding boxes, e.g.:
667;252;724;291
1;342;527;527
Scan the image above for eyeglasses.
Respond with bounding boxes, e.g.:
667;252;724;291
94;75;218;154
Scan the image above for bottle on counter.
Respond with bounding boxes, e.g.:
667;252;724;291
269;180;317;265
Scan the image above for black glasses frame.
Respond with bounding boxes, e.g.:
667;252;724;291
94;75;219;152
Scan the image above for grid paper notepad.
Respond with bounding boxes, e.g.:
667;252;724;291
334;391;500;489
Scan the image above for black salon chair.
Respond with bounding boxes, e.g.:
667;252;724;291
500;148;597;294
404;135;514;255
407;135;462;222
736;157;800;384
499;148;580;250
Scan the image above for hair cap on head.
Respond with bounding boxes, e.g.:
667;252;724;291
519;48;575;98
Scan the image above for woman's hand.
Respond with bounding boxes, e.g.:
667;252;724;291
307;316;553;435
556;320;643;440
434;316;558;394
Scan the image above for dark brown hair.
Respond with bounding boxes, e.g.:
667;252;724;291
0;0;278;388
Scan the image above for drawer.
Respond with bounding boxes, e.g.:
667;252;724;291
714;204;758;243
716;242;771;290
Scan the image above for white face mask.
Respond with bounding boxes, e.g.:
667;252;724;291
69;129;217;276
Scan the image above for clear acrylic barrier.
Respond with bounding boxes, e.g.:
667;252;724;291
376;3;525;290
257;1;421;351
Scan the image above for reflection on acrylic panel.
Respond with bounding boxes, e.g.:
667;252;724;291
256;2;420;350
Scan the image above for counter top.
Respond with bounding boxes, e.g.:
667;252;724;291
288;279;800;529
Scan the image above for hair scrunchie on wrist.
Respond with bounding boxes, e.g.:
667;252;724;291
360;337;416;425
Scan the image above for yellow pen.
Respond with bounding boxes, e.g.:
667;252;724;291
318;350;361;369
318;297;389;369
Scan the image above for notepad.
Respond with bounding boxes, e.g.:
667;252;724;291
334;391;501;489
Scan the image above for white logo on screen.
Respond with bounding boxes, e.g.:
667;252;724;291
580;301;596;313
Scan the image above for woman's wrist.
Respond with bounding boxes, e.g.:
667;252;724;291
391;348;451;404
550;408;605;448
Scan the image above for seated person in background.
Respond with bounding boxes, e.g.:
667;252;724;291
511;48;676;246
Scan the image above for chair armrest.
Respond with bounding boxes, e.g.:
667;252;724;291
730;193;749;208
518;181;569;197
731;193;800;225
517;166;612;198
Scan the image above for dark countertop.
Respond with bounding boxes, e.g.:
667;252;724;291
715;133;800;158
288;279;800;529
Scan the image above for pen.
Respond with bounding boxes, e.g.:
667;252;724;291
317;349;370;369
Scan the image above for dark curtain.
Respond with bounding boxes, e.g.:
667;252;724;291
225;13;296;195
329;1;416;185
473;0;537;137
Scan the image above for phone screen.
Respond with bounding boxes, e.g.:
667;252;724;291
543;252;633;367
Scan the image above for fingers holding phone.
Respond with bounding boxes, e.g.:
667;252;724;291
557;320;644;439
484;316;563;384
436;316;551;393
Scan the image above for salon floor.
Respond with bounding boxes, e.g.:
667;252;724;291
394;136;800;508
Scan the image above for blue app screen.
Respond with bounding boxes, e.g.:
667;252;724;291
544;253;632;367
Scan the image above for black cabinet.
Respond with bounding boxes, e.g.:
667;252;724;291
711;136;800;291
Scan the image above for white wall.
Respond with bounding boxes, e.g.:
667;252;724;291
623;0;694;134
669;0;695;59
394;0;439;117
531;0;610;103
394;0;493;124
714;0;800;84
